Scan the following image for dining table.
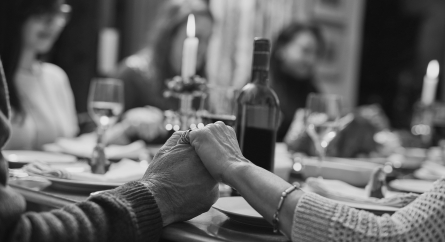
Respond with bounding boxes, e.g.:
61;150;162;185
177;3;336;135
9;143;294;242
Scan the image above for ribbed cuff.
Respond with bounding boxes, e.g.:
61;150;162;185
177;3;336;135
106;181;163;242
292;192;338;242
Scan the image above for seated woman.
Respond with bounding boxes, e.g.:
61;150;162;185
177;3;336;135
270;23;324;142
189;122;445;241
115;0;213;112
0;0;78;150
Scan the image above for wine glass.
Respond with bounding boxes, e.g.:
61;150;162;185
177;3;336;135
305;93;342;176
88;78;124;174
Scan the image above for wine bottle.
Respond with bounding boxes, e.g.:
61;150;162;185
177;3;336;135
235;38;280;171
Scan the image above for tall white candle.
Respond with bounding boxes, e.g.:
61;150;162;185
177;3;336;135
181;14;199;79
421;60;440;105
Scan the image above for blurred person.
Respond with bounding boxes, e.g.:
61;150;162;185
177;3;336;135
0;59;219;242
189;122;445;241
270;23;324;141
0;0;78;150
115;0;213;112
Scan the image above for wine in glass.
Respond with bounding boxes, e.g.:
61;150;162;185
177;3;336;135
305;93;342;176
88;78;124;174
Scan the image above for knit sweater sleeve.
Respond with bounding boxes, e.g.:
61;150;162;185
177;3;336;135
292;178;445;242
5;181;163;242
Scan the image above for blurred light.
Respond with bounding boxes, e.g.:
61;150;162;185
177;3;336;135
100;116;109;126
321;141;328;148
427;60;440;78
190;123;197;129
165;123;173;131
173;125;180;131
293;162;303;172
197;123;205;129
411;124;431;136
374;132;388;143
8;154;18;162
392;160;402;169
383;165;393;174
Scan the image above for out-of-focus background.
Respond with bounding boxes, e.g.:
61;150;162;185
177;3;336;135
48;0;445;130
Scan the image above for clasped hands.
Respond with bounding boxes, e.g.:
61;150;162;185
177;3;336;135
141;121;251;226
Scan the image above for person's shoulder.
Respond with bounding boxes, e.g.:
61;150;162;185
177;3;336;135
40;63;71;90
41;62;69;81
41;62;66;75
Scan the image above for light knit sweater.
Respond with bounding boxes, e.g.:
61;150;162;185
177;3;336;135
292;178;445;241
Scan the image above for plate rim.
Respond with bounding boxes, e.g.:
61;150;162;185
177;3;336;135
33;174;123;187
389;179;434;193
3;150;77;163
333;199;399;212
212;197;263;219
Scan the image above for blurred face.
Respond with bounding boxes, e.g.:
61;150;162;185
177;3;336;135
21;5;69;54
278;31;320;80
170;15;213;74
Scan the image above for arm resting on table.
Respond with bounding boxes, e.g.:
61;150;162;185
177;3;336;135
227;163;445;241
292;179;445;241
1;181;163;242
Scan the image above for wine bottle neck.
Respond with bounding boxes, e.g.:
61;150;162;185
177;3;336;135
251;70;269;85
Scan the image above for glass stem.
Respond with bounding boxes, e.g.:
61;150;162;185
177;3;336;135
317;147;326;178
97;125;105;144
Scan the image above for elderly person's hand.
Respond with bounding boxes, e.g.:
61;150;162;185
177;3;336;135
142;131;219;226
188;121;250;183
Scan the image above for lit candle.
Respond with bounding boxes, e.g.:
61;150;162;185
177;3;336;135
181;14;199;79
421;60;440;105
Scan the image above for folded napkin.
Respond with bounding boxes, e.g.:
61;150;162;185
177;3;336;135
304;177;418;208
43;133;148;160
23;159;147;183
414;161;445;181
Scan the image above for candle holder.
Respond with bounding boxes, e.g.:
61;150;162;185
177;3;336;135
164;75;207;130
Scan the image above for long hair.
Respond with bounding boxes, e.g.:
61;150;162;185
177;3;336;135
270;23;325;83
0;0;62;114
141;0;213;90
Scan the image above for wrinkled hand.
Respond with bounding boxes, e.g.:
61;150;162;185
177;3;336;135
189;121;250;183
104;106;167;145
142;131;218;226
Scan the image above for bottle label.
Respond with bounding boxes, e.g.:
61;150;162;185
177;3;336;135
240;105;279;130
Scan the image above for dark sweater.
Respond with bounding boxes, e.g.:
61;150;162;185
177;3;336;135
0;59;163;242
1;181;163;242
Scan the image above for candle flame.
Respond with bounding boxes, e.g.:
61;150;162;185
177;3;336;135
186;14;196;37
427;60;440;78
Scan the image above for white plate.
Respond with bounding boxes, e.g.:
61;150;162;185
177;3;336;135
35;175;122;194
4;150;77;167
299;157;380;187
389;179;434;193
212;197;270;228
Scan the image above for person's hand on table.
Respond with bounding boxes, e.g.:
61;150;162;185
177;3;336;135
103;106;167;145
188;122;303;238
188;121;250;183
141;131;219;226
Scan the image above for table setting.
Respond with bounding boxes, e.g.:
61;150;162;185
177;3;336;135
5;11;445;242
8;57;445;242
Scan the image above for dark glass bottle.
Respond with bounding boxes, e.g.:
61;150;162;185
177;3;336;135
235;38;280;171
